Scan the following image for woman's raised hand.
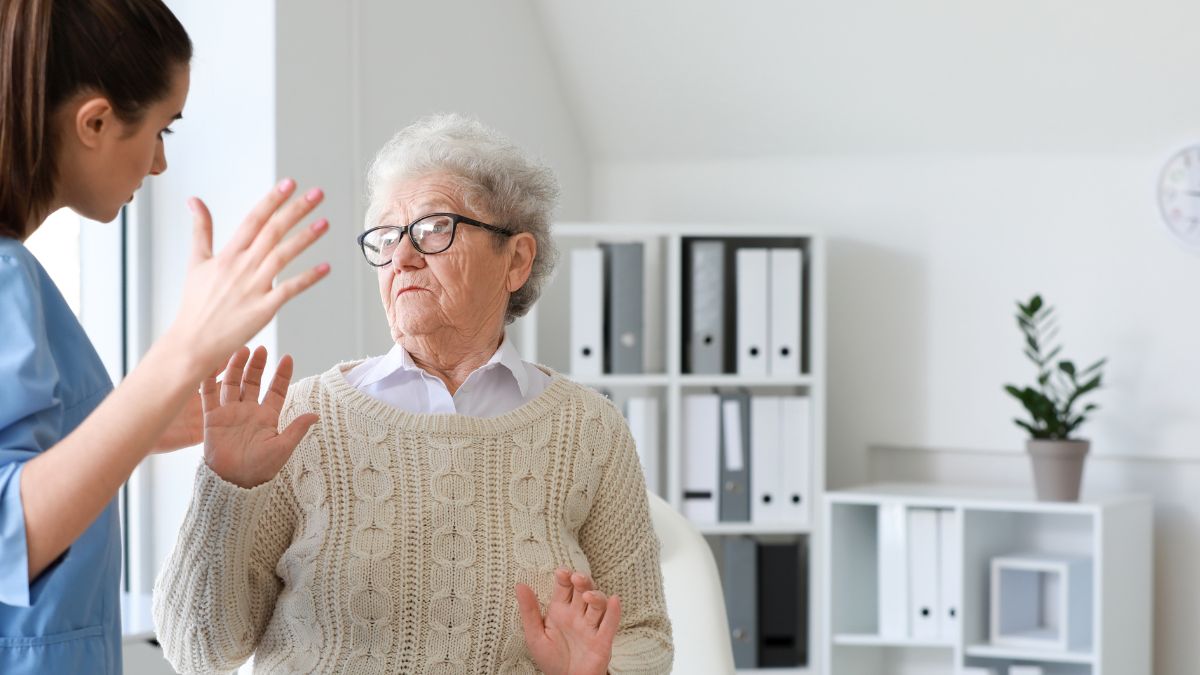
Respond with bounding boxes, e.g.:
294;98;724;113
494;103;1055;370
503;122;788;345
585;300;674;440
515;568;620;675
166;179;331;380
202;346;317;489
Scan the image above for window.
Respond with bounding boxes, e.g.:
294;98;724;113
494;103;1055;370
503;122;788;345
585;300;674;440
24;207;82;315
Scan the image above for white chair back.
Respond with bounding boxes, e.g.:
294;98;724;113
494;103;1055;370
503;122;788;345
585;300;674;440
647;491;737;675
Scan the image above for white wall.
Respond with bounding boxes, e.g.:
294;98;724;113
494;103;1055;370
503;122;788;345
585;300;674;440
145;0;277;580
591;155;1200;484
273;0;361;375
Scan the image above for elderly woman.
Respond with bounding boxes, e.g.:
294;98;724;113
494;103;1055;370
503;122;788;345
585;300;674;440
153;114;674;674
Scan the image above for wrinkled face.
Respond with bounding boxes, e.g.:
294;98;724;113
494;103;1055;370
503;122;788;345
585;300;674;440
58;65;189;223
373;172;520;344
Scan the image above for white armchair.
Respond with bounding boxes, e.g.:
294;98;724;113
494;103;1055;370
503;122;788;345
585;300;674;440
647;490;737;675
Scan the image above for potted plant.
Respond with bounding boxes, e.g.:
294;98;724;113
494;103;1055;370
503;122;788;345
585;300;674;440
1003;295;1106;501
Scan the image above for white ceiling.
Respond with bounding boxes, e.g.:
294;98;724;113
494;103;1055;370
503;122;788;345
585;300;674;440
532;0;1200;160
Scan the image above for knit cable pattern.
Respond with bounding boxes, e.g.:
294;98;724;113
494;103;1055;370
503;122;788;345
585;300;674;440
154;362;674;674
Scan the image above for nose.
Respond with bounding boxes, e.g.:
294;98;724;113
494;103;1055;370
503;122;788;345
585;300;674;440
149;138;167;176
392;230;425;270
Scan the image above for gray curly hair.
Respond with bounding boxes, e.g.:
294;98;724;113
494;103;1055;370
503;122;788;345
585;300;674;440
364;113;560;324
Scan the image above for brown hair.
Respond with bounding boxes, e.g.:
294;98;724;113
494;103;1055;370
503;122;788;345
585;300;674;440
0;0;192;238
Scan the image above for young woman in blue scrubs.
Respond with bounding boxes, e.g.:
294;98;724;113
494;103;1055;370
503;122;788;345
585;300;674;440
0;1;330;671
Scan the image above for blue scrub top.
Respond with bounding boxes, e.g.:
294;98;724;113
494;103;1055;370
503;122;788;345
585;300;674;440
0;238;120;673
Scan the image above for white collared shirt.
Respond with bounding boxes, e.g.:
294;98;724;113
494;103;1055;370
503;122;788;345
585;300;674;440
343;335;551;418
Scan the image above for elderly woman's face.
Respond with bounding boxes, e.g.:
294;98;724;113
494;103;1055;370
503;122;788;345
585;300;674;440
374;172;530;343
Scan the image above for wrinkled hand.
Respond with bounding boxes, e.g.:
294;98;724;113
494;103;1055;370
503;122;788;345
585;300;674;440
166;179;330;381
202;346;317;489
516;568;621;675
152;391;204;453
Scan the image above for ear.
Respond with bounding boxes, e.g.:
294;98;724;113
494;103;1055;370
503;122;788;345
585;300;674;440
73;96;116;149
506;232;537;293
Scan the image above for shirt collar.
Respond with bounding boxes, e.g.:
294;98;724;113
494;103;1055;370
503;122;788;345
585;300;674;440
490;333;531;398
356;334;530;397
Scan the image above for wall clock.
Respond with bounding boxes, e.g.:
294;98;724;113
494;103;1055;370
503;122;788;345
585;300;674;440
1158;144;1200;249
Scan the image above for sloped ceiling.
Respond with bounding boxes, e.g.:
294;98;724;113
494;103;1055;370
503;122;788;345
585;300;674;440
532;0;1200;160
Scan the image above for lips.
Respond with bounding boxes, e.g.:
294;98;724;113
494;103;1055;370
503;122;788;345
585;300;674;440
396;285;426;297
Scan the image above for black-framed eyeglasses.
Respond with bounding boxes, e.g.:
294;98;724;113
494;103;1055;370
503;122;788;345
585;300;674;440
357;212;512;266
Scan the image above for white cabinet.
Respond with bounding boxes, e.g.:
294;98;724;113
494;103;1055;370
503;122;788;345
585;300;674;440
519;223;826;674
824;484;1152;675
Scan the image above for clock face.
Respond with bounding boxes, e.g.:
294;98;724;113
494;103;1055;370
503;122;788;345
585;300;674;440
1159;145;1200;249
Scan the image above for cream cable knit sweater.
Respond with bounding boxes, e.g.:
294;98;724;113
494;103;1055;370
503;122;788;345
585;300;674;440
153;363;674;674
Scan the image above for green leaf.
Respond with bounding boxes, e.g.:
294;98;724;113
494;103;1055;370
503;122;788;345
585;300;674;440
1034;306;1054;326
1064;375;1102;411
1078;374;1102;393
1059;360;1076;378
1081;358;1107;375
1065;414;1088;436
1029;295;1043;314
1026;335;1039;353
1014;419;1040;436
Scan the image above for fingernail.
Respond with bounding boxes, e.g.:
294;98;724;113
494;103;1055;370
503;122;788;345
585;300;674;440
277;178;295;193
315;262;331;274
310;218;329;233
186;198;197;213
305;187;323;202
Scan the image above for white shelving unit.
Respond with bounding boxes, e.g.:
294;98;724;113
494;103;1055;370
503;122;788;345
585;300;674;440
823;483;1152;675
518;223;826;675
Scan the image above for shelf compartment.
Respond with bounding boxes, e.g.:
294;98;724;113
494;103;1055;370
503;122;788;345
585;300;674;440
679;374;815;388
961;509;1095;664
538;233;670;377
572;374;672;387
832;633;954;649
831;641;956;675
680;235;814;377
965;642;1095;665
697;523;812;536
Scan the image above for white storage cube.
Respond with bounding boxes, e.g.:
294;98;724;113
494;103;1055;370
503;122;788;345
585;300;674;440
990;553;1093;652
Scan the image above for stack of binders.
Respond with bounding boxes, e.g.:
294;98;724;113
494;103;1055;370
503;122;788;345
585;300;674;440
682;393;812;528
623;396;660;496
750;395;812;529
877;505;961;642
685;241;804;376
569;242;645;377
722;537;808;669
682;393;721;524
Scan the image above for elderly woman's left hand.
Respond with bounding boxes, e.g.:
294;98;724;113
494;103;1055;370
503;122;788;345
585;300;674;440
515;568;620;675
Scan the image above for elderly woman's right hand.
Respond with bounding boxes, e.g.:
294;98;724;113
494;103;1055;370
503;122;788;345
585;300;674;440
201;345;317;489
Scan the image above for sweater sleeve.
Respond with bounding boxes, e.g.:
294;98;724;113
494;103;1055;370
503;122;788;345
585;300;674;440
577;409;674;675
152;458;297;674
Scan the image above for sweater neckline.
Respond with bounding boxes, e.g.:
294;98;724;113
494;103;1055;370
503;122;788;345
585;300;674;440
319;360;579;436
